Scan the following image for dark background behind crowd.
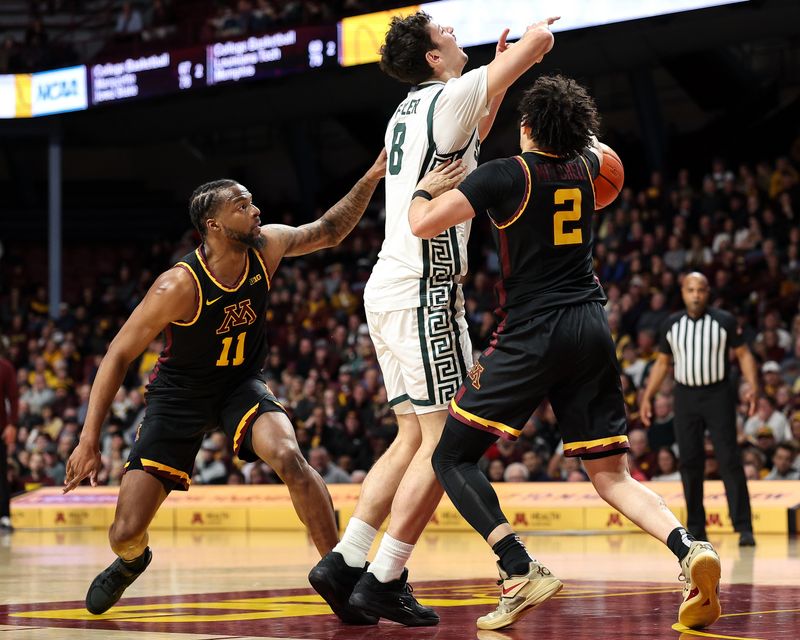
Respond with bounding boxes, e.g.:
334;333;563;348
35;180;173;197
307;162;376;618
1;0;800;506
0;0;413;73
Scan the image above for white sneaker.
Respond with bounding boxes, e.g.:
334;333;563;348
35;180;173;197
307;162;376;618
678;541;721;629
476;561;563;630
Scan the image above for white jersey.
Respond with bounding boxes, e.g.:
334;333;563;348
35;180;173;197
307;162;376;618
364;66;489;312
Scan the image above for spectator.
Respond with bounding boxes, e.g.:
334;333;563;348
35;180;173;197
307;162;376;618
21;374;55;415
760;361;784;399
646;394;676;452
246;461;277;484
627;429;656;480
251;0;279;32
503;462;529;483
764;443;799;480
521;450;550;482
1;336;19;531
308;446;350;484
16;452;55;491
486;459;505;483
142;0;176;42
115;1;145;38
193;439;228;485
652;447;681;481
743;396;792;443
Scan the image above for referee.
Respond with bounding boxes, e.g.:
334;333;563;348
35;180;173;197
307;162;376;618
641;272;759;546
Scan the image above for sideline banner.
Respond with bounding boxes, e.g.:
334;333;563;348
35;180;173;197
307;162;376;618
11;480;798;534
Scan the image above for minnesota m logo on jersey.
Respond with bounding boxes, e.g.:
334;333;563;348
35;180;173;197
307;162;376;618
468;362;485;390
216;300;257;335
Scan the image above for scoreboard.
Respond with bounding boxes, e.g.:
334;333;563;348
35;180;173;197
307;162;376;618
2;25;338;117
87;26;337;107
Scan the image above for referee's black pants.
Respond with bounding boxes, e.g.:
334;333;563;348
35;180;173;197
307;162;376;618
673;381;753;537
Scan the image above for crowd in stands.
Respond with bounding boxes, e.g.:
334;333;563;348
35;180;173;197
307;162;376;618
0;0;413;73
2;144;800;502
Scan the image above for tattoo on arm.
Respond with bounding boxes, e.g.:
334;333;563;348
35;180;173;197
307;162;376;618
285;177;379;256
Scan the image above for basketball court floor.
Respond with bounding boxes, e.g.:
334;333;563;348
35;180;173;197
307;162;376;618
0;528;797;640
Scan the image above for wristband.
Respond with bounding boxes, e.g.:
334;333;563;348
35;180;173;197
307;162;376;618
412;189;433;201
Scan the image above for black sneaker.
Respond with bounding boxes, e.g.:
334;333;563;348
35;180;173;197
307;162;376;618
85;547;152;614
738;531;756;547
308;551;378;625
349;568;439;627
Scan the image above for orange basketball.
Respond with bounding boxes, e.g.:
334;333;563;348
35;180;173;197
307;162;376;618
594;143;624;210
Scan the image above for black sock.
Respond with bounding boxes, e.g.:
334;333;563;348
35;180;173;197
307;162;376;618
121;547;149;572
666;527;695;562
492;534;532;577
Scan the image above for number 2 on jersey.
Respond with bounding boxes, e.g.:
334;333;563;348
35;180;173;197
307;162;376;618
553;188;583;246
388;122;406;175
216;332;246;366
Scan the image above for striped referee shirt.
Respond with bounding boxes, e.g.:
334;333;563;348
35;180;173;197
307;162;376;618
658;308;743;387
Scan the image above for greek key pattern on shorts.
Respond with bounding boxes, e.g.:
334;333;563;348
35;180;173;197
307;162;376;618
425;304;463;405
428;232;457;306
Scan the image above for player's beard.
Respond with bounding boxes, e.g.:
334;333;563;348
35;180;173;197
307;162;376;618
223;225;265;249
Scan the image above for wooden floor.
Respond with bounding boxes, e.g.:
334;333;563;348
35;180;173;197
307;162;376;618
0;528;798;639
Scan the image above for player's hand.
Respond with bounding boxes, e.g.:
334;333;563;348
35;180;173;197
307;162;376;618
63;440;102;493
526;16;559;55
531;16;561;30
495;28;510;57
417;159;467;198
640;396;653;427
365;148;387;182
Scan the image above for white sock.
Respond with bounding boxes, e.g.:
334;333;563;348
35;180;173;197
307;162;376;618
332;518;377;568
368;533;415;583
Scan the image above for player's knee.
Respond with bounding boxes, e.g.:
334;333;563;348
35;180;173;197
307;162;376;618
109;517;146;551
431;439;451;482
271;445;308;485
394;427;422;452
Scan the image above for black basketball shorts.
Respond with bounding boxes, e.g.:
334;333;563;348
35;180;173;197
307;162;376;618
449;302;629;459
124;373;286;491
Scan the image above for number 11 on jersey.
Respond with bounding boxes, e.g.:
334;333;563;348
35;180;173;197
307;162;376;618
216;332;246;366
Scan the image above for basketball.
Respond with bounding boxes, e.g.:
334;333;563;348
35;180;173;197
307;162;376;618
594;143;624;209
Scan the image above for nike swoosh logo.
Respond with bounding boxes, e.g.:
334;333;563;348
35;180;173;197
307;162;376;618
206;296;222;306
502;580;527;595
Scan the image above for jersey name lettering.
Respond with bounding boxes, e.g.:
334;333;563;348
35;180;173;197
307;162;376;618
532;162;584;182
395;98;420;116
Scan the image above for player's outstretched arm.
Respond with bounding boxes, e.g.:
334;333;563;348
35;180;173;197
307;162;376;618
63;267;197;493
259;149;386;274
486;17;559;100
478;28;510;141
408;160;471;239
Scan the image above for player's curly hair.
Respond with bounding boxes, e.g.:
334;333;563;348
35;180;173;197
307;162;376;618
379;11;436;85
518;75;600;158
189;179;238;238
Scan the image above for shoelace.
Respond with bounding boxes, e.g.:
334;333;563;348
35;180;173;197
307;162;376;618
99;569;128;590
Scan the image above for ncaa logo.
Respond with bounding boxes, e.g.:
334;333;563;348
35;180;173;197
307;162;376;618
30;65;88;117
37;79;79;101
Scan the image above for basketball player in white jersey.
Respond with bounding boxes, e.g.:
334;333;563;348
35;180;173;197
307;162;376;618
309;11;560;626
